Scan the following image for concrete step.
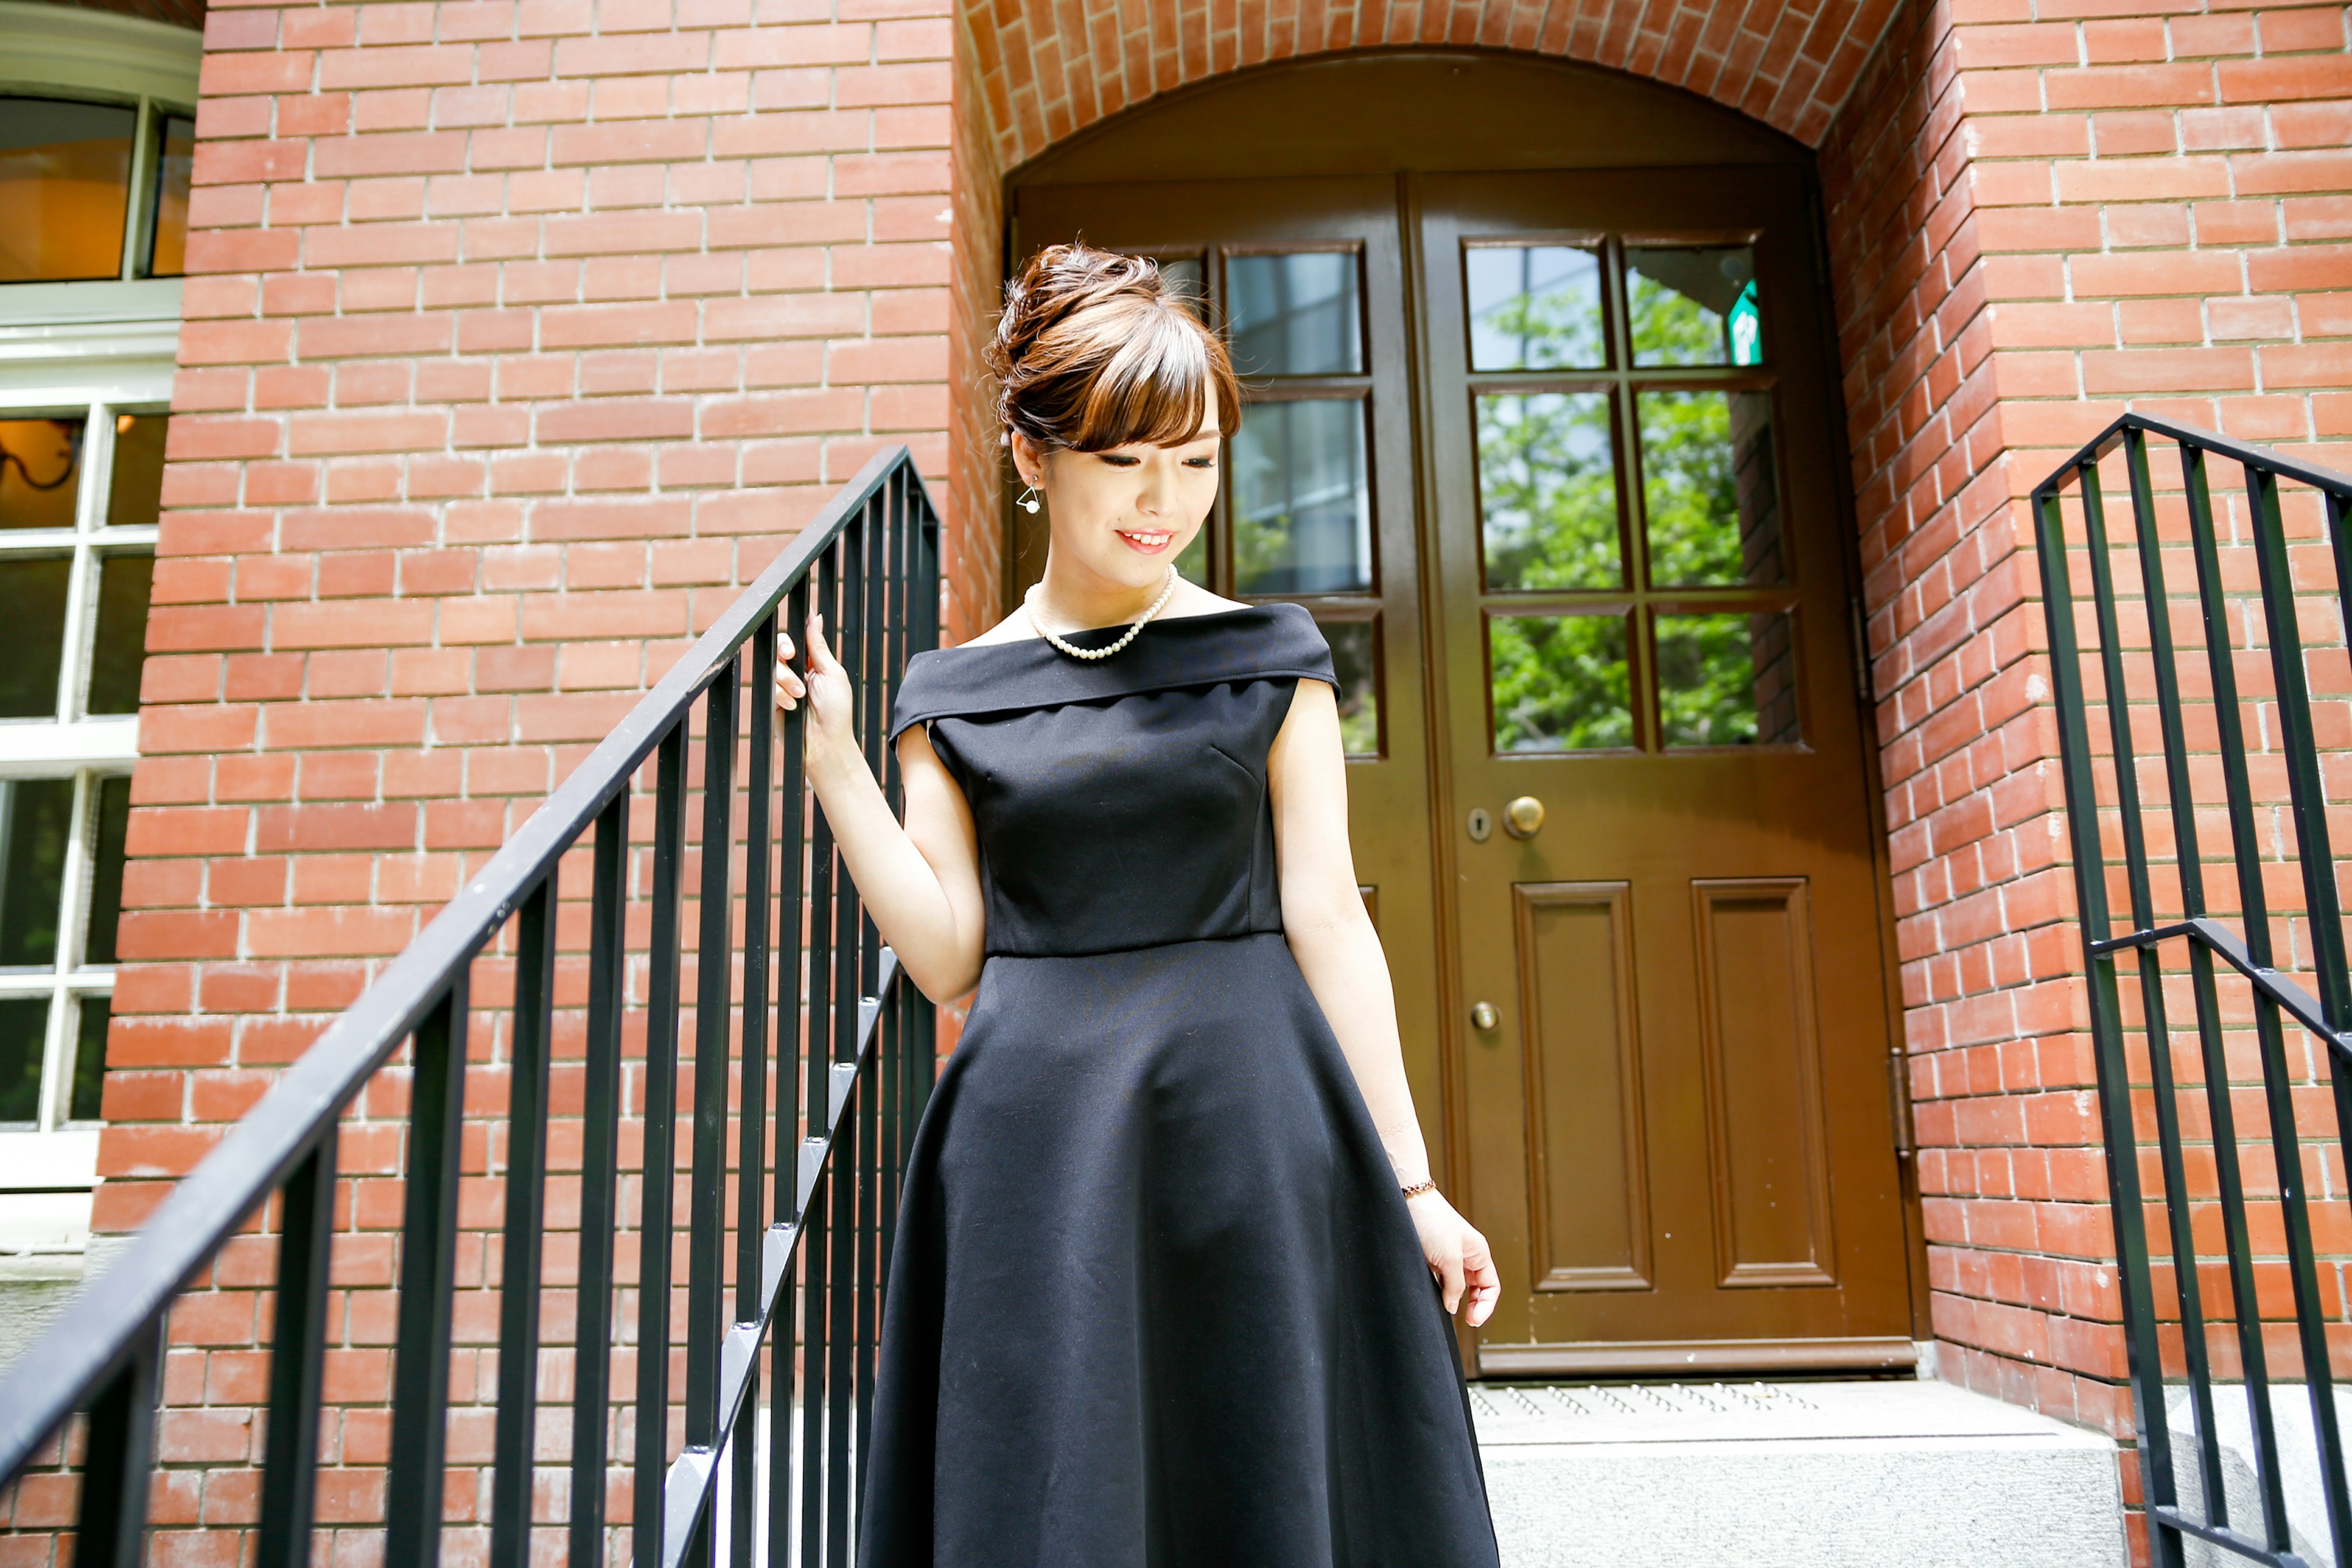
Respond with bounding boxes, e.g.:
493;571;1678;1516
1472;1379;2125;1568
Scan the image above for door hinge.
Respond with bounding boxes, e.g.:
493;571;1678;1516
1849;595;1874;706
1888;1050;1915;1158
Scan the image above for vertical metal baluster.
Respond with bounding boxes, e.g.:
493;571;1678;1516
800;1169;829;1568
573;792;631;1568
2184;442;2301;1553
257;1131;339;1568
2033;477;2186;1568
636;727;692;1568
880;471;908;1272
491;874;559;1568
2079;456;2206;1539
856;1038;879;1480
2249;463;2352;1167
2119;431;2233;1528
913;499;943;1115
688;665;741;1504
772;579;811;1568
74;1317;164;1568
825;1084;856;1568
804;547;840;1565
2240;457;2352;1562
386;977;472;1568
736;617;777;1568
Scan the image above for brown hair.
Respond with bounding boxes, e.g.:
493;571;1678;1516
987;243;1243;452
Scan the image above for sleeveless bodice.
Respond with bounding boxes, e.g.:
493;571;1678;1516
886;603;1336;959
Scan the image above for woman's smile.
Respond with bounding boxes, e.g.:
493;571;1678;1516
1116;526;1175;554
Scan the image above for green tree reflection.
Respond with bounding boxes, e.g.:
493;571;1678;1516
1477;267;1772;750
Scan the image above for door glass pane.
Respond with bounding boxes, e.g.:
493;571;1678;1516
1317;617;1381;757
1;417;86;531
1231;399;1371;594
0;556;72;718
70;993;109;1121
85;775;130;967
1477;392;1621;591
0;778;72;968
0;997;47;1123
1155;254;1205;318
0;98;136;284
1657;611;1801;747
1626;245;1762;367
1467;244;1605;371
1638;390;1782;587
1226;252;1362;376
88;553;154;716
1174;524;1209;587
108;412;168;528
1489;612;1633;753
147;115;194;279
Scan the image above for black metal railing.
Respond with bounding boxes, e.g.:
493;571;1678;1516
0;446;941;1568
2036;414;2352;1568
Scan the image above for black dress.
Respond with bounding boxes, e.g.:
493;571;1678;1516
859;602;1498;1568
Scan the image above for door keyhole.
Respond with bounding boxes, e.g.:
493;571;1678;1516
1466;807;1492;842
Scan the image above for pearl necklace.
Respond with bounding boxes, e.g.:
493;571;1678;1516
1023;568;1181;661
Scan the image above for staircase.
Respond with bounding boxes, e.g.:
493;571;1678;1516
1476;1378;2126;1567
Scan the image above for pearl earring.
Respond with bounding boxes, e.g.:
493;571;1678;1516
1017;486;1041;514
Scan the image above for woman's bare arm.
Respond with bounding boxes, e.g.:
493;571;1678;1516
782;615;987;1003
1268;677;1499;1325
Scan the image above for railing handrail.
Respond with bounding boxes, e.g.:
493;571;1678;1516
0;441;923;1489
2034;413;2352;1568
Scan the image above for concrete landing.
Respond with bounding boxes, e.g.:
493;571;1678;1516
1472;1379;2126;1568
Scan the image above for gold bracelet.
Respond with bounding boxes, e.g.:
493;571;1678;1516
1400;1180;1437;1200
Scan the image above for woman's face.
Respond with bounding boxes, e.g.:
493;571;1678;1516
1013;412;1221;592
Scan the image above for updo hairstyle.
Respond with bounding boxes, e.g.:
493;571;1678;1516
987;244;1243;453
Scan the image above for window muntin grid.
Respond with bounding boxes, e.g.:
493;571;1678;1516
0;399;158;1136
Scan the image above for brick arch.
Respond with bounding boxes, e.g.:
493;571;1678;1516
965;0;1902;170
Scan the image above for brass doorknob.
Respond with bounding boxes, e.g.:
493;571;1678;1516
1504;795;1546;839
1471;1001;1499;1031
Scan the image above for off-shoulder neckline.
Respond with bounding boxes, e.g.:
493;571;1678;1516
921;602;1281;657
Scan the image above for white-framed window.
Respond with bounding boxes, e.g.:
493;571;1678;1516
0;1;197;1259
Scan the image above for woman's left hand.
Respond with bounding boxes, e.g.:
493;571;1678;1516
1408;1191;1500;1327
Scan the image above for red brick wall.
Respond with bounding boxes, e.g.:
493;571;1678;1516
1820;0;2352;1550
81;0;954;1551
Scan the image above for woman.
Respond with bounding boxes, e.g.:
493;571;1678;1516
777;243;1502;1566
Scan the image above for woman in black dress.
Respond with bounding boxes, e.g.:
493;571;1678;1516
777;243;1502;1566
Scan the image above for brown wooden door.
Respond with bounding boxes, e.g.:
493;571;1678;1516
1416;168;1915;1375
1012;179;1450;1129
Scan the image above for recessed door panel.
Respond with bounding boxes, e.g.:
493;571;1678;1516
1694;877;1836;1289
1514;882;1649;1292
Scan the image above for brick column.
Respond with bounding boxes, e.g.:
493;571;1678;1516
1822;0;2352;1553
96;0;955;1550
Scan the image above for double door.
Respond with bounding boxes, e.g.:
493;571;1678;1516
1014;167;1914;1372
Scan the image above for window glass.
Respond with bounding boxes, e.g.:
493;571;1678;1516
85;775;132;968
1;417;86;532
70;993;110;1121
1626;246;1762;368
1317;617;1381;757
1154;254;1205;319
1477;392;1621;592
0;557;72;718
1489;612;1634;753
0;98;137;284
1467;245;1605;371
1226;252;1362;377
107;412;168;529
1229;399;1372;595
89;553;155;716
1638;390;1782;587
0;778;73;969
0;997;48;1123
1657;611;1800;747
146;114;193;279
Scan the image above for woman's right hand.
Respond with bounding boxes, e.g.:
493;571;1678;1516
779;612;859;771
